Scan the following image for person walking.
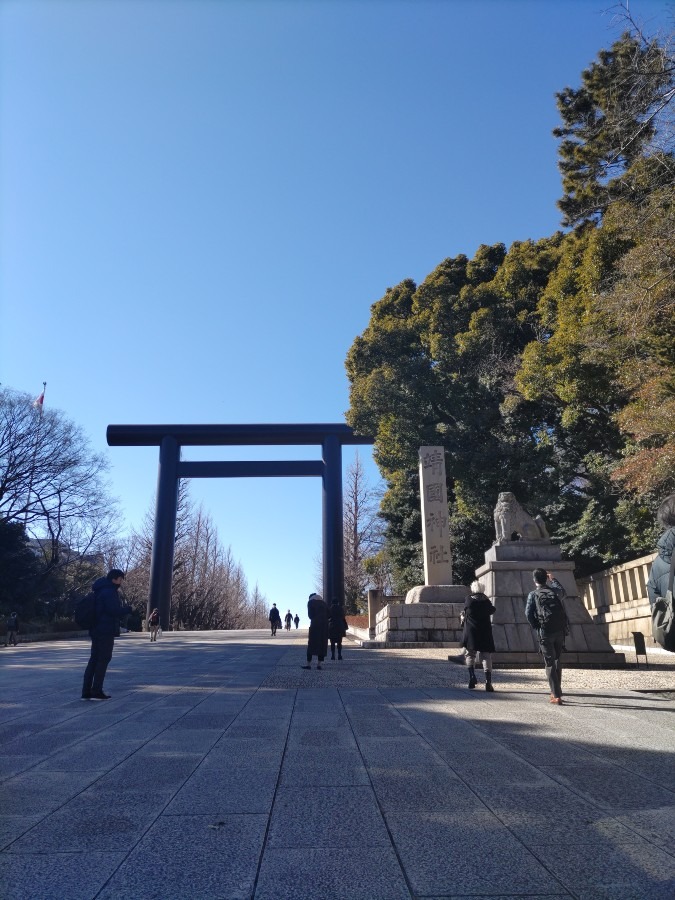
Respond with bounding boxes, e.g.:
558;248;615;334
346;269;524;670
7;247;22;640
269;603;282;636
293;613;300;629
284;610;293;631
82;569;132;700
525;568;568;705
6;612;19;647
301;592;328;669
328;601;348;660
148;608;160;642
461;581;496;691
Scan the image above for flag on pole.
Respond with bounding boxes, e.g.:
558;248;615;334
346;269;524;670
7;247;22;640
33;383;46;416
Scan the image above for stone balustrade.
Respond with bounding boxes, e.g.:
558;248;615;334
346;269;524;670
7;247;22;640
577;553;657;646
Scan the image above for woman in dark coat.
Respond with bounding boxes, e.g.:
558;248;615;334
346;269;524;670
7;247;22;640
461;580;496;692
328;601;348;660
301;593;329;670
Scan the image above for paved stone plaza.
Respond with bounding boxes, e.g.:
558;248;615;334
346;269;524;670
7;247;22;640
1;631;674;899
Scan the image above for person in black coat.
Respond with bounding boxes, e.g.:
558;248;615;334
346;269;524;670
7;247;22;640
301;593;328;669
82;569;132;700
269;604;282;636
328;601;348;660
461;580;496;691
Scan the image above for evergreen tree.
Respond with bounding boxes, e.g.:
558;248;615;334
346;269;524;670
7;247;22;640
554;32;673;227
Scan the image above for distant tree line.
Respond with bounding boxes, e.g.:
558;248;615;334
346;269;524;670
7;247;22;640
345;21;675;589
0;387;271;629
0;384;387;627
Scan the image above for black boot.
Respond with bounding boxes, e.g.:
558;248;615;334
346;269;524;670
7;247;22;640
485;671;495;692
468;666;477;689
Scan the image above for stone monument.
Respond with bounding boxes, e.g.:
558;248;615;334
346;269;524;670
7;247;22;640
368;447;467;646
473;493;625;667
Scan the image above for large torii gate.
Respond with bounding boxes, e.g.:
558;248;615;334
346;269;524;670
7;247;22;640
106;423;374;630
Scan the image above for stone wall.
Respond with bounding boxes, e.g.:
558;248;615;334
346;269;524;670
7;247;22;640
374;602;463;647
577;553;657;646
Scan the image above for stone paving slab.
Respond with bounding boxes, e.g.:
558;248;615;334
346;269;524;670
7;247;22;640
0;630;674;899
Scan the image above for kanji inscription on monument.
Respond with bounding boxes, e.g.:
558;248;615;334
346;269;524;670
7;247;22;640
419;446;453;585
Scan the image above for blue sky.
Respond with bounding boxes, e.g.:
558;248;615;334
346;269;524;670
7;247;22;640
1;0;672;615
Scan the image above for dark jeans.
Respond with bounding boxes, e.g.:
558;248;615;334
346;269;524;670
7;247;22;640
83;635;115;695
330;638;343;658
539;630;564;698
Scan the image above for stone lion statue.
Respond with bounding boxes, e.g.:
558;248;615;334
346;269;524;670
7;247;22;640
494;492;550;544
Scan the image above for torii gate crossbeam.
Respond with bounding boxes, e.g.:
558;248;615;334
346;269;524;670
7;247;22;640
107;423;374;630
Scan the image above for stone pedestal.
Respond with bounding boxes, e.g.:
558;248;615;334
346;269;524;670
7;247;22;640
474;542;625;667
367;601;463;648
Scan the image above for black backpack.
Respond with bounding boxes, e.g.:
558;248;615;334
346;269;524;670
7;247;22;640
74;591;98;629
534;587;567;634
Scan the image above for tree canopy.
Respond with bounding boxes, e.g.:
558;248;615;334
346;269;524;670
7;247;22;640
346;23;674;590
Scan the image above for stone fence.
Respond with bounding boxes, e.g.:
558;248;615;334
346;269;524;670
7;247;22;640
577;553;656;646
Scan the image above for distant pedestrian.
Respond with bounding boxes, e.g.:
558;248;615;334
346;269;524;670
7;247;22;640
525;568;568;705
6;612;19;647
82;569;132;700
328;601;348;660
148;608;160;641
301;592;328;669
293;614;300;629
461;581;496;691
284;610;293;631
269;603;282;636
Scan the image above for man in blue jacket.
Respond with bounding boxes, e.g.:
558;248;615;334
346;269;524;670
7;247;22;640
82;569;132;700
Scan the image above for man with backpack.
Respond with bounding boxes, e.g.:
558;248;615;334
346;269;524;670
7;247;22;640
525;568;568;705
81;569;132;700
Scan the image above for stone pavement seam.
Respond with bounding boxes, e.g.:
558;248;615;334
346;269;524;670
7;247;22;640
337;686;415;899
249;685;298;899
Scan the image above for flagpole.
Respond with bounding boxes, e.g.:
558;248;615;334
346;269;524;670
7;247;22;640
24;382;47;527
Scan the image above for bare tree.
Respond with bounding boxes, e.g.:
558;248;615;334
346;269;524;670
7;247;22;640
343;452;385;614
121;483;254;631
0;387;119;618
0;388;115;547
243;582;269;628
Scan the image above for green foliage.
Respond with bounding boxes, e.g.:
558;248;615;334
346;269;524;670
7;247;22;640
346;21;673;588
0;520;42;616
554;32;674;227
